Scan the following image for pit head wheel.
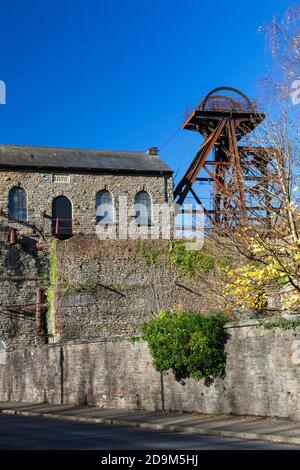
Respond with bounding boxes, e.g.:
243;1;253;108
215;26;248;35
199;87;255;113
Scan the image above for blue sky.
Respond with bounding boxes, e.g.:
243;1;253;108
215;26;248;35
0;0;295;182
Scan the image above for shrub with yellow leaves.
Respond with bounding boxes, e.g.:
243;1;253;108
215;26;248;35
223;237;300;312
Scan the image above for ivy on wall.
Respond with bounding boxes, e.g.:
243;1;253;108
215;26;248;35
140;239;230;279
259;317;300;330
45;239;57;333
170;240;229;278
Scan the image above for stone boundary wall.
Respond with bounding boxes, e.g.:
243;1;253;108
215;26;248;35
1;320;300;420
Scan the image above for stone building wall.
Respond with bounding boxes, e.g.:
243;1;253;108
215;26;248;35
0;162;175;349
0;169;173;237
54;238;221;342
0;223;49;349
0;232;222;348
1;321;300;420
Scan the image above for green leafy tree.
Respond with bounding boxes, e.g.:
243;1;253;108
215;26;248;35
142;311;227;384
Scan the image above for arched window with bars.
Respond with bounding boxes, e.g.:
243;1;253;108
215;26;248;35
134;191;151;226
96;190;113;224
8;187;27;221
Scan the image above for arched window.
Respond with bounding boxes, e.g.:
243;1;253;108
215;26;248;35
52;195;73;238
8;187;27;221
0;341;7;365
96;190;113;224
134;191;151;226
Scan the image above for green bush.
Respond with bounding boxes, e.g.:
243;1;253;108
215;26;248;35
142;311;228;383
260;317;300;330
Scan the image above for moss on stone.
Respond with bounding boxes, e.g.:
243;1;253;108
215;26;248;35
139;239;230;279
45;239;57;332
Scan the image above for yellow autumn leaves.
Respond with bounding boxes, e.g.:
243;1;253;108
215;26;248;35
223;239;300;311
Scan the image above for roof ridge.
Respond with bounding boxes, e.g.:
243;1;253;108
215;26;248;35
0;143;146;154
0;144;173;174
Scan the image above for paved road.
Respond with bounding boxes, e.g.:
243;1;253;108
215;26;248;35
0;414;299;450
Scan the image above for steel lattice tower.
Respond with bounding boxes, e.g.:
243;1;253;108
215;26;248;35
174;87;275;228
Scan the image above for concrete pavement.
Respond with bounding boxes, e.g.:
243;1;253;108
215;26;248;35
1;402;300;446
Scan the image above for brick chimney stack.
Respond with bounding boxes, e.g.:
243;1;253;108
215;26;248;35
147;147;158;157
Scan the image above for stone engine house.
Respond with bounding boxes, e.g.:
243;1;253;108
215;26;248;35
0;144;173;238
0;144;179;351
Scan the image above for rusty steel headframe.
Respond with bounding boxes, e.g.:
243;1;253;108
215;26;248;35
174;87;275;228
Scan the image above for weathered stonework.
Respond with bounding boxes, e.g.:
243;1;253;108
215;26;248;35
0;152;175;349
54;238;221;342
0;224;49;349
1;321;300;420
0;169;173;237
0;231;222;348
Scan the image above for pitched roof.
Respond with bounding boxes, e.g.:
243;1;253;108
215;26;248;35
0;144;173;175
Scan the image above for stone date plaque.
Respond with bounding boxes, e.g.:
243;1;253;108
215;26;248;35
52;174;70;184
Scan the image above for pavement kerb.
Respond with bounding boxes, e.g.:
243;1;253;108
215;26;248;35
1;408;300;446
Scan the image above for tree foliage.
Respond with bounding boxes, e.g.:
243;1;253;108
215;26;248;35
142;311;228;383
213;6;300;314
222;227;300;312
170;240;229;279
260;5;300;108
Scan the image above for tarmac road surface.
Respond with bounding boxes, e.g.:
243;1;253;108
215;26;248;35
0;414;299;450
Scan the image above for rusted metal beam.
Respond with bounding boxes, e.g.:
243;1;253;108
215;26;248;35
228;119;247;223
202;164;243;210
0;276;42;281
35;288;43;335
189;187;214;223
0;311;35;319
8;228;18;244
0;302;46;309
174;118;227;206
